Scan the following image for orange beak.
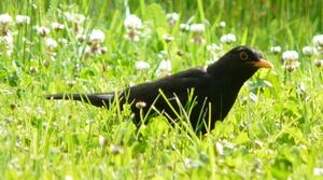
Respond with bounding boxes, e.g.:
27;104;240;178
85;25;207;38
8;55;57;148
252;59;273;69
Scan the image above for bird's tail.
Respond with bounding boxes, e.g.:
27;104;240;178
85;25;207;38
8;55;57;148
45;93;115;108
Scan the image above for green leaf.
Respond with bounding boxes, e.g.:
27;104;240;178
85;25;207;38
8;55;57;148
142;3;167;28
233;132;250;144
8;71;20;87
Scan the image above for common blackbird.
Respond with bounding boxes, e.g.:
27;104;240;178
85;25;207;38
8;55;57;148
46;46;272;133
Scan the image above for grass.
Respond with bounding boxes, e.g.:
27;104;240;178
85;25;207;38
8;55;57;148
0;0;323;179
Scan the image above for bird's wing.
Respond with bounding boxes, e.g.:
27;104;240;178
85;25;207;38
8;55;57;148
125;69;213;125
125;69;210;104
163;68;207;79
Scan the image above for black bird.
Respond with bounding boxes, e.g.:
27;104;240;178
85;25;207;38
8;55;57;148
46;46;272;133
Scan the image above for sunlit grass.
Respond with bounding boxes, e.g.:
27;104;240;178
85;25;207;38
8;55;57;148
0;0;322;179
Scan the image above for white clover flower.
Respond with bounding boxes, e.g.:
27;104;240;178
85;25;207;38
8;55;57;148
183;158;202;169
254;140;264;148
162;34;174;43
0;13;12;27
158;60;172;71
29;66;38;74
76;33;86;42
312;34;323;47
249;92;258;102
0;124;8;138
282;50;300;71
220;33;236;44
65;175;73;180
73;14;86;24
190;24;205;44
51;22;64;31
284;62;300;72
302;46;315;56
270;46;282;54
89;29;105;44
219;21;226;28
15;15;30;25
110;144;123;154
124;15;142;30
222;139;235;149
64;12;85;24
166;12;179;26
82;44;107;56
180;23;190;31
58;38;68;46
157;60;172;77
35;106;45;115
206;43;222;61
0;32;14;56
189;23;205;33
135;60;150;70
35;26;50;37
215;142;224;155
157;50;167;59
282;50;299;61
314;59;323;67
65;79;77;87
45;38;58;50
314;167;323;176
124;15;142;42
98;135;106;147
0;32;13;45
207;43;222;52
125;32;140;42
135;101;147;109
8;157;20;171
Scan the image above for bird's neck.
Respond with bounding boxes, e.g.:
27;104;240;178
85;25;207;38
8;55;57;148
206;62;256;90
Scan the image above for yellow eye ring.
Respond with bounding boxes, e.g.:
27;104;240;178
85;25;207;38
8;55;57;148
240;51;248;61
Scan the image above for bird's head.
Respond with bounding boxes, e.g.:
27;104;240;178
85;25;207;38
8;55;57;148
207;46;273;84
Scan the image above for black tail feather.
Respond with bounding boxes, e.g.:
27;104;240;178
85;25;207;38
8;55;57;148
45;93;114;108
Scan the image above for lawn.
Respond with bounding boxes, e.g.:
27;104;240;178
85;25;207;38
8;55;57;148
0;0;322;179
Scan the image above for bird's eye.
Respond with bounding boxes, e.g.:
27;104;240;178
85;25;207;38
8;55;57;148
240;51;249;61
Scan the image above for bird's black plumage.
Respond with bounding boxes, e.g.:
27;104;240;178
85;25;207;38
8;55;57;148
46;46;272;133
